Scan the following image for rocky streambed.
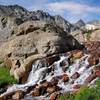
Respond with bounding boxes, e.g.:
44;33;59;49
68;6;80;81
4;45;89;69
0;43;100;100
0;42;100;100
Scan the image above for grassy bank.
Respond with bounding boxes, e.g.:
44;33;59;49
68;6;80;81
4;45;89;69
59;79;100;100
0;60;17;87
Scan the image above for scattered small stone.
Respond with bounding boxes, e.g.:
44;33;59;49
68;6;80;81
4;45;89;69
62;74;69;82
71;72;80;79
12;91;24;100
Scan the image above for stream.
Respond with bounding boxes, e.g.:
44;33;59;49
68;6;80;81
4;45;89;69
0;53;99;99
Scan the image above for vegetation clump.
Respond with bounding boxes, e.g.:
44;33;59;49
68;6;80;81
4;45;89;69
59;79;100;100
0;60;17;86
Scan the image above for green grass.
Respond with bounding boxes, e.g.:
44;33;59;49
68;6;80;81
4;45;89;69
59;79;100;100
84;30;92;41
74;86;100;100
59;93;75;100
0;61;17;86
0;59;4;64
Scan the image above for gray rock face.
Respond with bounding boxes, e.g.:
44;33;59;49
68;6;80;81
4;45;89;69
0;5;73;31
54;15;72;32
0;21;83;60
0;5;29;18
0;5;77;45
75;19;85;28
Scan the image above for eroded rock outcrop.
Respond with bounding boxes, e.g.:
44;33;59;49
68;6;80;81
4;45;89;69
0;20;84;81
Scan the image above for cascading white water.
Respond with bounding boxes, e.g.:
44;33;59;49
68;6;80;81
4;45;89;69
0;60;48;97
0;54;99;98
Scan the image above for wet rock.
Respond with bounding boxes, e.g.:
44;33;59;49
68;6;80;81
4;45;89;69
94;68;100;77
88;54;99;66
31;89;40;96
50;77;59;86
62;74;69;82
0;88;6;95
26;84;37;93
73;85;81;89
60;60;69;72
72;51;83;59
71;72;80;79
95;70;100;77
38;86;47;95
12;91;24;100
47;86;58;94
33;84;47;95
50;92;60;100
46;54;60;66
47;86;56;93
85;73;96;84
42;83;49;88
62;66;68;72
46;67;52;74
40;80;47;84
60;60;68;67
44;82;53;87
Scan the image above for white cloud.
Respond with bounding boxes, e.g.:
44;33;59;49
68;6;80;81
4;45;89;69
28;0;48;10
47;1;100;16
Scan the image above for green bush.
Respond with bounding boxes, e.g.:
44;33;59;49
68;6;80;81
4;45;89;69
84;30;92;40
0;67;17;86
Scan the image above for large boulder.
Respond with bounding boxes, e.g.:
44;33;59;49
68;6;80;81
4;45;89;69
0;21;83;60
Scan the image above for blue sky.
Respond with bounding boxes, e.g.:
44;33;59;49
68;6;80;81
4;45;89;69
0;0;100;23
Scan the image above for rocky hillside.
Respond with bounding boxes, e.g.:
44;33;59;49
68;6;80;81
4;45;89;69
0;5;85;82
0;4;100;100
0;5;77;45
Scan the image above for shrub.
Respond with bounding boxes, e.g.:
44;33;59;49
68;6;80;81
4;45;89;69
84;30;92;40
0;66;17;86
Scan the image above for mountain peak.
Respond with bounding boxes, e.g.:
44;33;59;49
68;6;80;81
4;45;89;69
0;4;28;17
75;19;85;27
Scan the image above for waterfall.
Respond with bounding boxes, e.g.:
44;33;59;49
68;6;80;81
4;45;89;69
0;54;99;98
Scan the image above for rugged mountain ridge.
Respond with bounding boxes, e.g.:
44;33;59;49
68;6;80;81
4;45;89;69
0;5;76;45
0;5;72;31
0;5;85;83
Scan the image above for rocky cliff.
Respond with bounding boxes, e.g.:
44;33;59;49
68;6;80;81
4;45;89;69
0;5;85;82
